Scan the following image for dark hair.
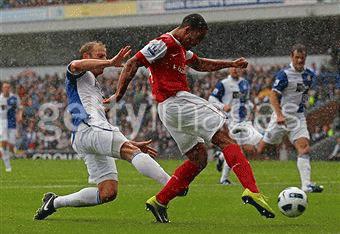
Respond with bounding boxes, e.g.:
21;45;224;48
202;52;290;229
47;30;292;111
291;43;307;55
180;13;208;31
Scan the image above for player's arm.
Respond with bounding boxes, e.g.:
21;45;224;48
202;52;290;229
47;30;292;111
269;90;285;124
105;39;167;103
69;46;131;73
188;57;248;72
112;56;144;103
270;70;288;125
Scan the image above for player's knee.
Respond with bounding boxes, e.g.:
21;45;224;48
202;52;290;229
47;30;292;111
196;145;208;169
120;141;140;162
98;180;118;203
187;143;208;169
212;129;236;149
298;145;310;155
99;188;118;203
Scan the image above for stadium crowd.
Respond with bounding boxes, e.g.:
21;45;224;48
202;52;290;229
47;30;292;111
0;0;127;9
1;63;339;158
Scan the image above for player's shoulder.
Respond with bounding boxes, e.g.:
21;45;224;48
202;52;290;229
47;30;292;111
238;78;249;90
238;77;249;83
9;93;18;99
304;68;316;77
66;61;88;80
220;77;232;88
275;67;289;80
159;33;181;48
221;77;229;83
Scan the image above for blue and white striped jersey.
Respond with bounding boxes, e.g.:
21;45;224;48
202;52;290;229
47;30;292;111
65;63;112;130
209;75;250;123
272;63;316;114
0;93;21;129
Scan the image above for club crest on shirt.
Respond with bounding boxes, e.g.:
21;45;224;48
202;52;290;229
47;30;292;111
296;83;305;92
232;92;240;98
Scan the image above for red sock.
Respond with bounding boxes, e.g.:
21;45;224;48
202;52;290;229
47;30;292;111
156;160;201;205
222;144;259;193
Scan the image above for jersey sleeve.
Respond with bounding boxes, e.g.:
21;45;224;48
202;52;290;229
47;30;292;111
66;62;86;80
304;69;318;90
238;79;250;103
272;70;288;94
135;39;168;67
210;82;225;102
185;50;198;64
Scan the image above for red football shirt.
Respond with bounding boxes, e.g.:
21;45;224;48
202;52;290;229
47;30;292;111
135;33;198;102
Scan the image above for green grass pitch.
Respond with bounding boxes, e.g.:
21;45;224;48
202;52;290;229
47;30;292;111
1;159;339;233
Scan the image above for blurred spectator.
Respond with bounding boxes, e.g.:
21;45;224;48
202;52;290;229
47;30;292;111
1;0;129;9
311;126;326;143
1;62;338;157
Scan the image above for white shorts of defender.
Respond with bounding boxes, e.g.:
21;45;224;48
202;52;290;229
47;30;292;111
158;91;226;155
0;125;8;142
72;123;128;184
263;113;310;145
7;128;16;145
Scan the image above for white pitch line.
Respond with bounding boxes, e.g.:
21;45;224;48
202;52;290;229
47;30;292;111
0;181;339;189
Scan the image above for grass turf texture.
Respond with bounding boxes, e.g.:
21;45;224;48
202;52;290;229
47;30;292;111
1;160;339;234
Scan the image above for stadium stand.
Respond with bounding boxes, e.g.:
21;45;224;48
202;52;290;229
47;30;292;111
0;0;128;9
2;63;338;158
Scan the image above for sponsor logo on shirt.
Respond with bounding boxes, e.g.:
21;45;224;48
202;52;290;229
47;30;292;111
173;64;186;74
296;83;305;92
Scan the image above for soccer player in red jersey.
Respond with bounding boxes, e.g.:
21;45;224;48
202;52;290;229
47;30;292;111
105;14;275;222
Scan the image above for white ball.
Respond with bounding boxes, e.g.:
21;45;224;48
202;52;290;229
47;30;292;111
278;187;308;217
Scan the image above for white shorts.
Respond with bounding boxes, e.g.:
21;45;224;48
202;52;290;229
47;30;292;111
72;123;128;184
83;155;118;184
158;91;226;154
7;128;16;145
228;121;262;146
263;113;310;145
0;125;8;142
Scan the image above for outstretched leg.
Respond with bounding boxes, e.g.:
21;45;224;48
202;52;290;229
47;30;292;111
146;143;207;223
212;129;275;218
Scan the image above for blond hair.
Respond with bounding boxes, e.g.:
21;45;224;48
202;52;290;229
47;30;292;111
79;41;106;57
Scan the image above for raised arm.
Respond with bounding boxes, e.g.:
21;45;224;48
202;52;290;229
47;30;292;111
69;46;131;73
188;57;248;72
116;56;144;102
105;56;143;103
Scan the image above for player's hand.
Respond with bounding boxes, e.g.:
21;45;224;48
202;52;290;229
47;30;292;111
103;94;117;104
130;140;158;158
232;57;248;68
223;104;231;112
109;46;131;67
276;113;286;125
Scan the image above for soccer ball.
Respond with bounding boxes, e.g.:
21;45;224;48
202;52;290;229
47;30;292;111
278;187;308;217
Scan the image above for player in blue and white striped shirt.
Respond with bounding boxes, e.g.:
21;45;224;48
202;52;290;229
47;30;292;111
209;67;262;185
257;44;323;193
0;82;23;172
